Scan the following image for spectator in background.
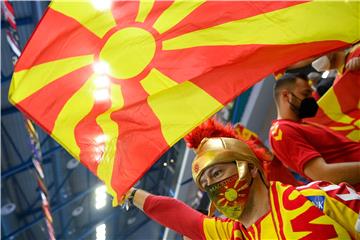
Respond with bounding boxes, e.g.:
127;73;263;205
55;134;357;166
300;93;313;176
311;50;345;73
280;43;360;99
307;71;335;99
307;71;322;99
270;73;360;191
307;71;322;88
312;42;360;74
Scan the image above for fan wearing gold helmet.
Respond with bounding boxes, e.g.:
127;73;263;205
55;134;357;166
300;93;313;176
125;119;360;240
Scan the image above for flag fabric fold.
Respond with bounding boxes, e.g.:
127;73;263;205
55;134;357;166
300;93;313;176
9;0;360;203
309;44;360;142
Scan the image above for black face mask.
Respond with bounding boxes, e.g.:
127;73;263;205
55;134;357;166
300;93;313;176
289;93;319;119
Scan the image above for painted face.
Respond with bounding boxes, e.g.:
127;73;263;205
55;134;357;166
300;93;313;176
205;173;252;220
200;162;253;220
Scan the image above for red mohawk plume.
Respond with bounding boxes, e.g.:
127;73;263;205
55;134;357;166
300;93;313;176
184;118;237;149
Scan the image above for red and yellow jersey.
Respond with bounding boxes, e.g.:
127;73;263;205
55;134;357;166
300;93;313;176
202;181;359;240
143;181;360;240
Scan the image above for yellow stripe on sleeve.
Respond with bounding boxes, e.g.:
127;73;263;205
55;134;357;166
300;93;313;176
259;213;278;239
203;218;234;240
299;185;358;238
323;191;360;239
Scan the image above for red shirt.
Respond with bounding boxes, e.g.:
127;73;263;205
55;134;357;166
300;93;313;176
269;119;360;183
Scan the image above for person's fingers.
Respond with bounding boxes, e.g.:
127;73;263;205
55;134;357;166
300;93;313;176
346;57;360;71
119;187;136;204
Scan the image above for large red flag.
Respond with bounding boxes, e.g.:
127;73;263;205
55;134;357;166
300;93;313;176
9;1;360;203
309;45;360;142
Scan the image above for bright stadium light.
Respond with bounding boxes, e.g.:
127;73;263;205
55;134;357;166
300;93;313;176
95;185;107;209
91;0;112;11
93;89;110;101
96;224;106;240
95;134;107;144
94;75;110;88
93;61;110;75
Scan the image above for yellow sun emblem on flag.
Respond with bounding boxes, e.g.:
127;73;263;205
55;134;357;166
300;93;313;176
9;0;360;200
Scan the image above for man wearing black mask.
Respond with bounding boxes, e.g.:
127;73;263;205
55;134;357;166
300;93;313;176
270;73;360;191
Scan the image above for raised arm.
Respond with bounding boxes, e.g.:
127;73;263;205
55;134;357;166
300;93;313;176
130;188;206;240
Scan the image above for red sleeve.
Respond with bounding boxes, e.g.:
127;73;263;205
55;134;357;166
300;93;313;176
269;122;321;176
143;195;206;240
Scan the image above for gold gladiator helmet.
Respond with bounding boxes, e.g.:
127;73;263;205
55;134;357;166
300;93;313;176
191;137;267;191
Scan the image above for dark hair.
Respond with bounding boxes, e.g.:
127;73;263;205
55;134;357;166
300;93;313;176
273;73;308;103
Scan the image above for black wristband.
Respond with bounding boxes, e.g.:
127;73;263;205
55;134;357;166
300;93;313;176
128;189;137;206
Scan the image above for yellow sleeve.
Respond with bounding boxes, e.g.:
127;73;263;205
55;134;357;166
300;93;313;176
203;217;236;240
322;184;360;239
298;181;360;239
